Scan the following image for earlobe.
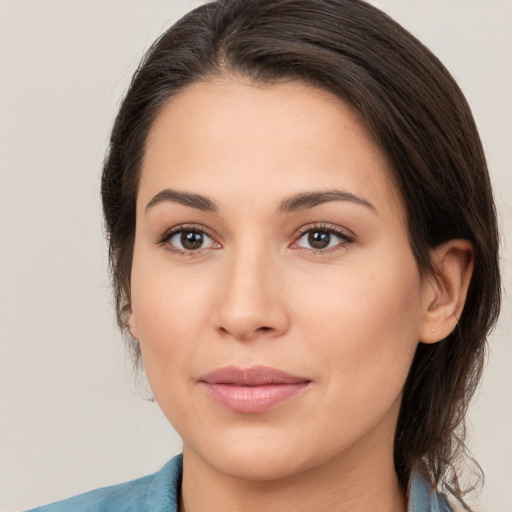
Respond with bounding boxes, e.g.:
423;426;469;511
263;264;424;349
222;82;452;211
419;239;474;344
127;312;138;340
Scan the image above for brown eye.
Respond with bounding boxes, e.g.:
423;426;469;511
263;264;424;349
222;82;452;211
168;230;215;252
307;230;331;249
295;227;353;251
181;231;204;250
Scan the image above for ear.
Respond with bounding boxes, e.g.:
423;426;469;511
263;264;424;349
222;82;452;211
419;239;474;344
126;311;139;340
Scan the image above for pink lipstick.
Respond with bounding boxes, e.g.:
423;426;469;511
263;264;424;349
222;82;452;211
199;365;311;413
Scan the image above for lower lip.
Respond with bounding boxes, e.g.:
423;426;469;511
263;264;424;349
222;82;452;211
200;382;309;413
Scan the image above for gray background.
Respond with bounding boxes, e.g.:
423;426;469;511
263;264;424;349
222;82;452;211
0;1;510;511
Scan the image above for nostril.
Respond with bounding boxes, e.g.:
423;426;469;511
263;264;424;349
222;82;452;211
257;326;273;332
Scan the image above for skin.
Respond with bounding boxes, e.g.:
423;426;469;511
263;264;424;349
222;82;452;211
128;78;473;512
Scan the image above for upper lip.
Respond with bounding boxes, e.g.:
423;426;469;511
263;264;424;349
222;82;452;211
199;365;310;386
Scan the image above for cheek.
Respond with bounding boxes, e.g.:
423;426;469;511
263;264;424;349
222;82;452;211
295;252;423;391
130;267;220;432
129;259;217;381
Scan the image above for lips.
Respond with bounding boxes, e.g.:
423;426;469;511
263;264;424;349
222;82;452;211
199;365;311;413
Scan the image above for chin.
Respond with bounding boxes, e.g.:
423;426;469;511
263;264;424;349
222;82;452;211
184;424;351;483
210;450;312;482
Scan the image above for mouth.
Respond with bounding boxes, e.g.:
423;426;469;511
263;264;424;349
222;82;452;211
199;365;311;414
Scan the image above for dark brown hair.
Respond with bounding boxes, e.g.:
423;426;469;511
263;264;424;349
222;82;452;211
101;0;500;501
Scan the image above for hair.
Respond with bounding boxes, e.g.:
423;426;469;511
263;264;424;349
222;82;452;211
101;0;500;503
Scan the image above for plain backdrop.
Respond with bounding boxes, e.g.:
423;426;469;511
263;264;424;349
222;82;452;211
0;1;510;511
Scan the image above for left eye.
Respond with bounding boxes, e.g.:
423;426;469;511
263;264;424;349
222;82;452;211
296;229;349;250
168;230;216;251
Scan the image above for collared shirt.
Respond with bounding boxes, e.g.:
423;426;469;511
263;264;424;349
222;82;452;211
27;454;452;512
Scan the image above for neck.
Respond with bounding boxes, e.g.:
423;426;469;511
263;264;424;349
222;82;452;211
180;424;407;512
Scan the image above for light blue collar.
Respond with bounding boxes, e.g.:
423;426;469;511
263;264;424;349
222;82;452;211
408;470;452;512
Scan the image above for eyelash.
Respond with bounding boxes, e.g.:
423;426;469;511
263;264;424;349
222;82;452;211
156;223;355;256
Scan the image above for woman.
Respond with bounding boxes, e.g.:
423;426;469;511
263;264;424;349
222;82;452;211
28;0;501;511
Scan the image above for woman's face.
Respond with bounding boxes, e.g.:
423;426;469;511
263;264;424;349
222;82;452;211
129;78;432;480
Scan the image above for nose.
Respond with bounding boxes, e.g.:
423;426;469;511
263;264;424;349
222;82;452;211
214;248;290;342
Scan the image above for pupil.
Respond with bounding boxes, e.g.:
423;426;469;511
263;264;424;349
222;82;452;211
181;231;203;250
308;230;330;249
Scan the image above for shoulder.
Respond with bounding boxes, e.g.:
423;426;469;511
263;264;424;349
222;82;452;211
25;454;183;512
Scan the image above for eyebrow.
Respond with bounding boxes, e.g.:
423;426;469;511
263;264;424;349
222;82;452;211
145;189;218;213
278;190;377;214
145;188;376;215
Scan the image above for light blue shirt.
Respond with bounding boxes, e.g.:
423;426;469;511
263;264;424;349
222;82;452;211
27;454;452;511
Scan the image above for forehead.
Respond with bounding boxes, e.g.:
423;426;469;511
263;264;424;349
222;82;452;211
140;77;403;220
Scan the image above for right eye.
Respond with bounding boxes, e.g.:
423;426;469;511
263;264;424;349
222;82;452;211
159;227;219;254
